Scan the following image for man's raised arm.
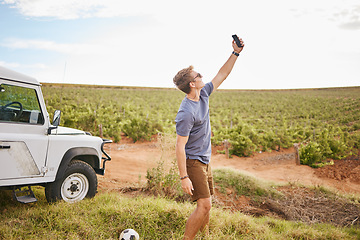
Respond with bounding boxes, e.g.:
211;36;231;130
211;37;244;91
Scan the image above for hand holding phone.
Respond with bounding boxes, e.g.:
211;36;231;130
232;34;243;48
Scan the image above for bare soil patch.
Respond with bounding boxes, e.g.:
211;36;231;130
213;185;360;227
98;139;360;227
100;141;360;193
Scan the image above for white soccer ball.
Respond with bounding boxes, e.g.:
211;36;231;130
119;229;139;240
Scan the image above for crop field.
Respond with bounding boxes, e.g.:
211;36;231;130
42;84;360;167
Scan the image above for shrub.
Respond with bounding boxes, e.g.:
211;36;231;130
229;133;256;157
146;159;190;202
122;117;154;142
300;142;324;167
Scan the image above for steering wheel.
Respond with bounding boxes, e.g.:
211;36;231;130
2;101;23;121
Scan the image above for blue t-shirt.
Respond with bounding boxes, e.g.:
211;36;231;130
175;82;214;164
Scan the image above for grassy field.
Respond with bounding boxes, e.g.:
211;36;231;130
1;167;360;240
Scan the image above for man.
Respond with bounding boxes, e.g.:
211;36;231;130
173;36;244;240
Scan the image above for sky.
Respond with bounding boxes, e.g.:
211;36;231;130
0;0;359;90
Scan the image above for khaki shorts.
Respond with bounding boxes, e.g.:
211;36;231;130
186;159;214;202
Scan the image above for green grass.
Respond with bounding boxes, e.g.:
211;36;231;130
1;166;360;239
214;168;282;200
1;189;359;240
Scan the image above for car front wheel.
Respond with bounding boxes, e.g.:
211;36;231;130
45;160;97;203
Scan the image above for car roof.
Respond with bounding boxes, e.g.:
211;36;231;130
0;66;40;86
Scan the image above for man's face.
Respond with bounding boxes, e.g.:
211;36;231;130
190;71;205;89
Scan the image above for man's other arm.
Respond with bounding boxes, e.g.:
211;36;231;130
175;134;194;195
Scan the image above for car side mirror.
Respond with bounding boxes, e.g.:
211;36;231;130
52;110;61;126
48;110;61;135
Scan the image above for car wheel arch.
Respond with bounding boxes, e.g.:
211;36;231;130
55;147;99;181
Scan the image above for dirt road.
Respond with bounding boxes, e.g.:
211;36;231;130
98;140;360;195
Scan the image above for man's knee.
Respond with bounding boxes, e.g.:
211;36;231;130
197;198;212;213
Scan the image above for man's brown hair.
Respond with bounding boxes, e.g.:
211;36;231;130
173;65;194;94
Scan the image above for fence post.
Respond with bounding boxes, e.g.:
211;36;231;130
99;124;103;138
294;143;300;165
224;139;230;159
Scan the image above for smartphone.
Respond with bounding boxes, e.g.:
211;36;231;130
232;34;242;48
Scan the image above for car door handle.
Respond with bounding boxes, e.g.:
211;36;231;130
0;145;10;149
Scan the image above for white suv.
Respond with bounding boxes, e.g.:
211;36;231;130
0;66;111;203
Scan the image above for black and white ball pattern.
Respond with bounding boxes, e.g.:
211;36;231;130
119;229;139;240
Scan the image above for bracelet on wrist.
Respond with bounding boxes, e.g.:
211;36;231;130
180;175;189;180
232;51;239;57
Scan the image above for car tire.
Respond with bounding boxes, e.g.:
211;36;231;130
45;160;97;203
